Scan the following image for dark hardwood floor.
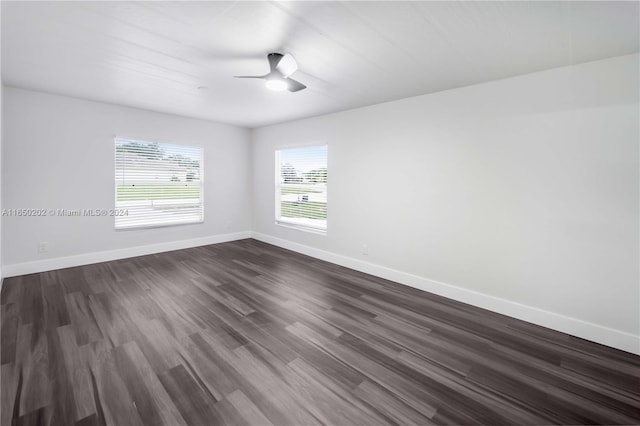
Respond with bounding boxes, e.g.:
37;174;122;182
1;239;639;426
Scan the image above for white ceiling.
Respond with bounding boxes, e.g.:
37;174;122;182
2;1;638;128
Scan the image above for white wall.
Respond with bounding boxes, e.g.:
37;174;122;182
0;81;3;282
252;54;639;353
2;87;252;271
1;2;4;282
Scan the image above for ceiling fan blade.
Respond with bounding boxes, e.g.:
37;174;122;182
267;53;284;72
286;77;306;92
234;75;267;79
276;53;298;77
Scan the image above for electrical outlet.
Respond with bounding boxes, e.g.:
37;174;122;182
362;244;369;256
38;242;49;253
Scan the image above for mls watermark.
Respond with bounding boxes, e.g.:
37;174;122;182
2;208;129;217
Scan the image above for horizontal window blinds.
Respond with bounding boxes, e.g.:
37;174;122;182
115;138;203;229
276;145;327;232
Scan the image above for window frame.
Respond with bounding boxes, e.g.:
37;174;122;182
114;137;204;230
275;144;328;235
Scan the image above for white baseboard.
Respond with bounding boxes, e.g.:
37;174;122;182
252;232;640;355
2;231;252;278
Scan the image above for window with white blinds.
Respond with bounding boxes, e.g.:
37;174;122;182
115;138;203;229
276;145;327;233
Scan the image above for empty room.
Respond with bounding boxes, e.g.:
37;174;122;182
0;1;638;425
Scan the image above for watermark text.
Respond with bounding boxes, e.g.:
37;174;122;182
2;208;129;217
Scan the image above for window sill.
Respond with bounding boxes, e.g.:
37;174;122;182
115;219;204;231
276;220;326;235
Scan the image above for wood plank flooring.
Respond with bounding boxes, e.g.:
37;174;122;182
1;238;639;425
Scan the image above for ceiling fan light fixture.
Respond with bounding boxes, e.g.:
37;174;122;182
276;53;298;77
236;53;306;93
265;78;288;91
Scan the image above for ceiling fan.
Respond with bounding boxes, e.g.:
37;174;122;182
235;53;307;92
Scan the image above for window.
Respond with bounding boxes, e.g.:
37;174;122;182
276;145;327;233
115;138;203;229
